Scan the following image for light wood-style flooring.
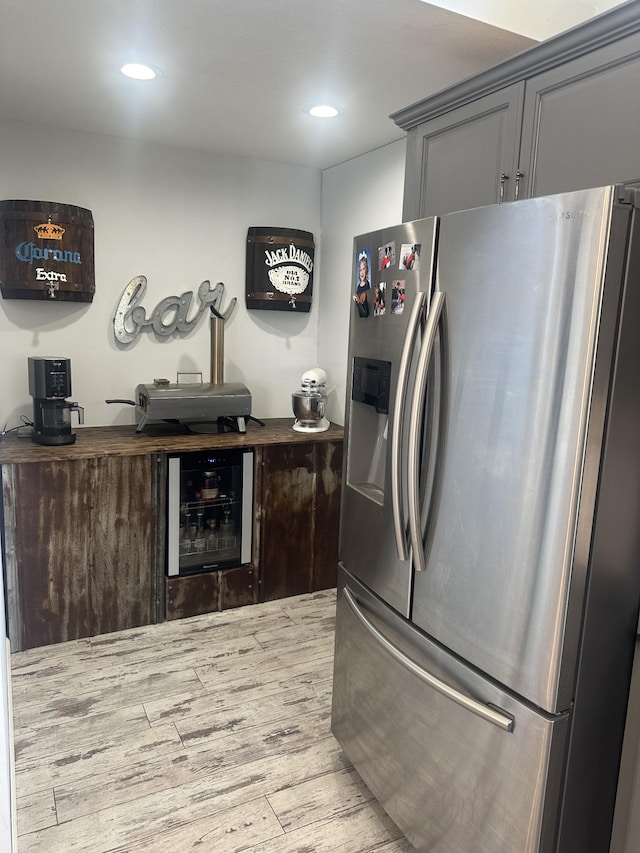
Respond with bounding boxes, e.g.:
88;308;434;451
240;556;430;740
11;589;413;852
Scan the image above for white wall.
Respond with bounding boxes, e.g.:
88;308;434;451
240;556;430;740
0;117;407;851
319;139;407;425
0;118;406;431
0;119;321;428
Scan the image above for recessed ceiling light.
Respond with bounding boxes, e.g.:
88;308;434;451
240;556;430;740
120;63;157;80
309;105;339;118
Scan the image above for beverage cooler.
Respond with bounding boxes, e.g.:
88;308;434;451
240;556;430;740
167;449;253;576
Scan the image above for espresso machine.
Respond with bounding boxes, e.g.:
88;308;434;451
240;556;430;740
28;357;84;445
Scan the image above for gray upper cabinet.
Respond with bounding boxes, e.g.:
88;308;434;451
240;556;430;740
403;84;524;221
394;1;640;219
521;31;640;199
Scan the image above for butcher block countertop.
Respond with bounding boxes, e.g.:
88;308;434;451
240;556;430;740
0;418;344;464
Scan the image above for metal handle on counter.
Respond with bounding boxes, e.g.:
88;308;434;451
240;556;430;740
407;290;444;574
343;587;515;732
391;291;427;561
176;371;204;384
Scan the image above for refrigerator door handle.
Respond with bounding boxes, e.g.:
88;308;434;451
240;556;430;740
407;290;445;574
344;587;515;732
391;291;428;560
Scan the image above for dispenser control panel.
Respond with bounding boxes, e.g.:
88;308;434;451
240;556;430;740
28;356;72;399
352;357;391;414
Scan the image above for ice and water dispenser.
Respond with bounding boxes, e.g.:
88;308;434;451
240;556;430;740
347;356;392;505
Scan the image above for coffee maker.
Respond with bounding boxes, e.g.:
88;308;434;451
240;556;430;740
28;357;84;445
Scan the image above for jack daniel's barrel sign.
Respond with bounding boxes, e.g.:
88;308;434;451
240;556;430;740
0;200;95;302
246;227;314;312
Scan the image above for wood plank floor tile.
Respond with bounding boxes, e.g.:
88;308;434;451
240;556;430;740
259;590;336;614
237;801;406;853
12;590;414;852
107;796;285;852
14;704;150;762
15;723;184;798
88;611;291;664
16;788;57;836
11;641;95;704
54;711;334;824
11;638;93;679
144;640;333;726
88;630;263;674
194;651;334;693
172;684;327;747
311;676;334;704
251;619;336;653
267;765;374;831
17;739;352;852
14;664;203;730
373;840;418;852
281;603;336;626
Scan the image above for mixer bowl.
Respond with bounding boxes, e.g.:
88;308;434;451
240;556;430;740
292;391;327;424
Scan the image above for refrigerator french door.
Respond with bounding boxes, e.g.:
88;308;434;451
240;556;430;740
340;218;437;615
332;185;640;852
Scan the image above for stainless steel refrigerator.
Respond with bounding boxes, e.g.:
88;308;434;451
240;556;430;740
331;185;640;852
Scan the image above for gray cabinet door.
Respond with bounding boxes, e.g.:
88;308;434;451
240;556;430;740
403;83;524;221
520;32;640;199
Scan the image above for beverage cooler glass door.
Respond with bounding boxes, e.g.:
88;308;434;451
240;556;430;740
167;449;253;576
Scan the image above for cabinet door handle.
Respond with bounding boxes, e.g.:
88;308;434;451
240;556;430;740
515;170;524;201
499;172;509;204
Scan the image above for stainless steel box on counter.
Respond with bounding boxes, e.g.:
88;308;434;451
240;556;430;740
135;378;251;433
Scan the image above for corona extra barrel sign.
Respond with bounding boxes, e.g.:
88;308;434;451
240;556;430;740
246;227;314;312
0;200;95;302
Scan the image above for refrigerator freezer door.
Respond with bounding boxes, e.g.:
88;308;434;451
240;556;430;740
332;568;569;853
411;186;626;712
340;219;437;616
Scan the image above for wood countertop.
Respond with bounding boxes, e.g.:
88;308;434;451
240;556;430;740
0;418;344;464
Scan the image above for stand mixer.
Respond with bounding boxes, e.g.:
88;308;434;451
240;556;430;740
292;368;331;432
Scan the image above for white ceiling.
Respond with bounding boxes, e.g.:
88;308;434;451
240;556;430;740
420;0;624;41
0;0;626;171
